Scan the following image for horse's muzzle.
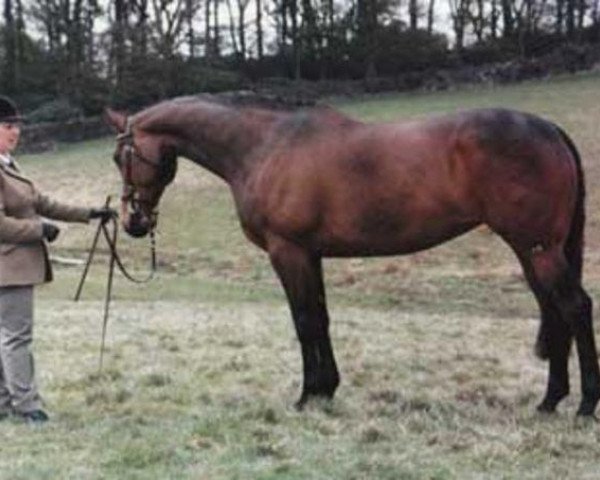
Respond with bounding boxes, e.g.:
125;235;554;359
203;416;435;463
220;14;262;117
123;211;152;238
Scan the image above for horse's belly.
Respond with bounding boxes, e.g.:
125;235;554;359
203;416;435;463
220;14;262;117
316;217;480;257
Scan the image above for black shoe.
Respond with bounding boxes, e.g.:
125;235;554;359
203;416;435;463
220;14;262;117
16;409;49;424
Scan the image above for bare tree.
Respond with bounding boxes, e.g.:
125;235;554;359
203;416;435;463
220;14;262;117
490;0;498;38
471;0;486;42
256;0;263;59
204;0;211;59
225;0;250;59
185;0;195;58
357;0;377;78
224;0;240;55
130;0;150;58
409;0;419;29
213;0;221;57
501;0;514;37
427;0;436;33
3;0;16;92
113;0;127;87
449;0;471;51
151;0;187;58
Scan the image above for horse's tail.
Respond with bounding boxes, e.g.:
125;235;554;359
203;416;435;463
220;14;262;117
559;126;585;284
535;125;585;359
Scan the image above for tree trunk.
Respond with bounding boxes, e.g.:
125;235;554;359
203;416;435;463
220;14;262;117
357;0;377;80
237;0;248;61
214;0;221;58
427;0;436;33
114;0;126;88
409;0;419;30
490;0;498;38
3;0;16;92
474;0;485;42
290;0;300;79
501;0;513;38
14;0;24;76
449;0;471;51
256;0;263;60
225;0;240;56
577;0;586;33
323;0;334;78
556;0;564;34
301;0;317;63
566;0;575;38
186;0;194;58
205;0;212;60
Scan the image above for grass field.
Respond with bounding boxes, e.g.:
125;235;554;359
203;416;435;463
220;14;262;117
3;72;600;479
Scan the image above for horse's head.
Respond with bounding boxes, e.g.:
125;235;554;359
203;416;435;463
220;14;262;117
104;108;178;238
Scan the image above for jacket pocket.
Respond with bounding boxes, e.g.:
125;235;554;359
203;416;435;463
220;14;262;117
0;243;18;255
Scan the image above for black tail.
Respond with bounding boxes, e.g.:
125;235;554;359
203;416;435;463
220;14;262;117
557;126;585;283
534;125;585;360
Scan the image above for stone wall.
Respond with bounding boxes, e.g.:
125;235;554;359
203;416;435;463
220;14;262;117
18;117;112;154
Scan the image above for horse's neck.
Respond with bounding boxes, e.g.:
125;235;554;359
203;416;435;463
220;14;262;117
140;103;277;183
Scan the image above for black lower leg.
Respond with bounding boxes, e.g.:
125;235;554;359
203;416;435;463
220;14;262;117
553;281;600;416
571;291;600;416
537;315;571;412
295;316;340;409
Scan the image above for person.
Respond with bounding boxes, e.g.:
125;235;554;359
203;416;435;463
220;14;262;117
0;96;115;424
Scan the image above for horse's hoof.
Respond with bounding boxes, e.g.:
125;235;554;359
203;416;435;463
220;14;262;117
575;404;599;418
573;414;598;427
536;401;558;414
294;392;334;411
575;391;600;418
294;396;308;411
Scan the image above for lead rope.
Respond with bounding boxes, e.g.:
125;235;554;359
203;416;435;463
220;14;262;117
74;196;157;372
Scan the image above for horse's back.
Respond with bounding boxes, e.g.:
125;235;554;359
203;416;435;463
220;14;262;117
245;107;579;257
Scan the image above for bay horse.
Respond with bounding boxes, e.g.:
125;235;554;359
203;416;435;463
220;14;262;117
104;96;600;416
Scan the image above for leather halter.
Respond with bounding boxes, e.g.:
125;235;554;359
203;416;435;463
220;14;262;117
116;118;160;219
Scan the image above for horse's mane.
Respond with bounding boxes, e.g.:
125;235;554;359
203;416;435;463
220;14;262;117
138;91;316;114
134;92;357;132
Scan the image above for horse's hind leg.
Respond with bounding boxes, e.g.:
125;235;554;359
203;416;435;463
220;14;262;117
517;251;572;412
268;236;340;409
524;246;600;416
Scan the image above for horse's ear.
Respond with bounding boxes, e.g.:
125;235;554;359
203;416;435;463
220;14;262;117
103;108;127;133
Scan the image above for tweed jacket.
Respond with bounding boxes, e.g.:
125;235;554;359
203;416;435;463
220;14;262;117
0;159;91;286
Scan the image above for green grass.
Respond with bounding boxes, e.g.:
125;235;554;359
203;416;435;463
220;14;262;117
5;71;600;479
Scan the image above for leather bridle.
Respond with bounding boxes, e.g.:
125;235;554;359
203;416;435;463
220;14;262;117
116;118;161;224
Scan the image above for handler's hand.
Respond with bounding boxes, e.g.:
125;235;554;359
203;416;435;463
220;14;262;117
42;222;60;243
89;207;118;224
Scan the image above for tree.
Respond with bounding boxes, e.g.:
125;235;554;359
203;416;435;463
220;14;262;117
3;0;16;92
449;0;471;51
256;0;263;59
409;0;420;29
225;0;250;60
427;0;436;33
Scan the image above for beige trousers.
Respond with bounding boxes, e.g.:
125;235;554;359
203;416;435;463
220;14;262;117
0;286;42;413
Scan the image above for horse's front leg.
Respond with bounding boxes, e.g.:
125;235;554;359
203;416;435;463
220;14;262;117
268;236;340;409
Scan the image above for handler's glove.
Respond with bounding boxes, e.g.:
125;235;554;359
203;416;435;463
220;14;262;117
89;207;118;224
42;222;60;243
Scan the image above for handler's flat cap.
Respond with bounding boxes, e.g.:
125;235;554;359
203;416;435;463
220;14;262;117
0;96;23;123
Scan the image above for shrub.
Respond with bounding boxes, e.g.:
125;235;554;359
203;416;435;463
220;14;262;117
26;98;83;123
